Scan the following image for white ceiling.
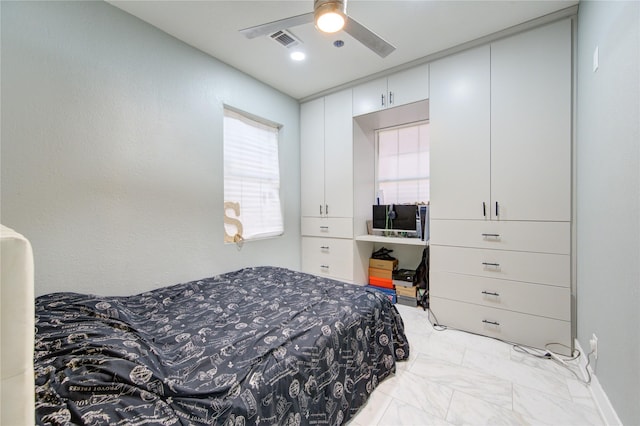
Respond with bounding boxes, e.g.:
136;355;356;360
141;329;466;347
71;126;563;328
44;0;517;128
107;0;578;100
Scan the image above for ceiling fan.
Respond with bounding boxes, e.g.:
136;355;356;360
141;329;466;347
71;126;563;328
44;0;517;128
239;0;396;58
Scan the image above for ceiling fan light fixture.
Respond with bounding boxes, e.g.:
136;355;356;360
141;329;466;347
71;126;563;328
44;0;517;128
314;0;346;33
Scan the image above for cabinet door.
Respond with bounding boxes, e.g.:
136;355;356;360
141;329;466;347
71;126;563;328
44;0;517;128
324;89;353;218
490;19;571;221
430;45;491;220
300;97;326;217
387;63;429;108
352;77;387;116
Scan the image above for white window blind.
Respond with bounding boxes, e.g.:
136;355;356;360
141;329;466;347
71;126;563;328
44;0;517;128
376;122;430;204
223;108;283;242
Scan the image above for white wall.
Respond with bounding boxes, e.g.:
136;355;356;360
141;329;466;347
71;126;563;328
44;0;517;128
0;1;301;296
576;1;640;424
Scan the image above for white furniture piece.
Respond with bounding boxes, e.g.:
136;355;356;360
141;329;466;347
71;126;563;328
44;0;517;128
352;63;429;116
1;225;36;425
429;19;573;355
301;89;355;282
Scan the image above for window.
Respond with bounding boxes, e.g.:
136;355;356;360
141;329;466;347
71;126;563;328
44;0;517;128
375;122;430;205
223;107;283;243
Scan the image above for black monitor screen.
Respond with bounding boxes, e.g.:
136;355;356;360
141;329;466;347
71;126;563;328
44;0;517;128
372;205;417;232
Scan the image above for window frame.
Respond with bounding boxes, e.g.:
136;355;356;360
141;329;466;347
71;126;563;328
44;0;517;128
374;120;430;206
223;106;284;244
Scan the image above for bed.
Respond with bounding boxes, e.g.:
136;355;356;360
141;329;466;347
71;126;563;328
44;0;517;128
34;266;409;425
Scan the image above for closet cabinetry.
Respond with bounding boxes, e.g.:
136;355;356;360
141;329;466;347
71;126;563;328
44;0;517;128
430;20;571;222
352;63;429;116
300;89;354;282
429;44;491;221
490;20;571;222
300;89;353;219
429;19;573;354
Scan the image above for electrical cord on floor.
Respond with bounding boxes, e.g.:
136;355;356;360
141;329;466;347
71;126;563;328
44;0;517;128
426;307;594;385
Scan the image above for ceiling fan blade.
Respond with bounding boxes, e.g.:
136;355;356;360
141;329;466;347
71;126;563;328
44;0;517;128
343;16;396;58
239;12;314;39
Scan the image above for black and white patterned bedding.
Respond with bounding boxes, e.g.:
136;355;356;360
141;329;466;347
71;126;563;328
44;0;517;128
34;266;409;425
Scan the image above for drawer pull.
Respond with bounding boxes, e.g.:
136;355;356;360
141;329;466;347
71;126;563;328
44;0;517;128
482;262;500;267
481;233;500;238
320;264;329;269
481;291;500;297
320;226;329;231
482;319;500;326
320;246;330;250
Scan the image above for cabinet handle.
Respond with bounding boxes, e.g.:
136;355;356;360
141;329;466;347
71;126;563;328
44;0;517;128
482;262;500;267
482;319;500;326
320;204;323;215
495;201;499;217
483;202;486;217
389;91;394;105
325;204;328;215
381;93;385;107
481;233;501;238
481;291;500;297
320;246;330;250
320;226;329;231
320;264;329;269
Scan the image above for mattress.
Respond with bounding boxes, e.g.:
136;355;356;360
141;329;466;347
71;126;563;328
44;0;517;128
34;266;409;425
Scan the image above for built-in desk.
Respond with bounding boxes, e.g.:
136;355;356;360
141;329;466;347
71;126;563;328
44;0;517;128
355;235;427;246
354;235;427;284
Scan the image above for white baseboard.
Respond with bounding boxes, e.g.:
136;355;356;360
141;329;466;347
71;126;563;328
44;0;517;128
574;339;623;426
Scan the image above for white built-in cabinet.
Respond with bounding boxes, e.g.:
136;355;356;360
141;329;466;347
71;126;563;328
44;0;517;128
300;89;354;282
491;24;572;222
429;19;573;354
429;45;491;221
352;63;429;116
300;90;353;219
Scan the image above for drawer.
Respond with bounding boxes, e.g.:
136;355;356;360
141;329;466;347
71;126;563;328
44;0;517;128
430;271;570;320
301;217;353;238
429;297;572;355
301;237;353;282
430;220;570;254
430;245;570;288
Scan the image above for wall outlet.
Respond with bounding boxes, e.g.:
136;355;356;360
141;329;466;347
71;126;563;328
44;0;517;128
590;333;598;359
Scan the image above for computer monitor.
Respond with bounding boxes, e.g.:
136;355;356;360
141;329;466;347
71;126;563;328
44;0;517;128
372;204;418;233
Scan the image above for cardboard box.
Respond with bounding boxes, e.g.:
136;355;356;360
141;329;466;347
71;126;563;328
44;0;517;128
369;258;398;270
366;285;396;304
396;295;418;307
395;285;417;298
369;267;394;279
369;276;394;289
393;279;414;288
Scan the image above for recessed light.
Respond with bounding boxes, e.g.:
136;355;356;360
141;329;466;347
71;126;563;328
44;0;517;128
290;51;306;61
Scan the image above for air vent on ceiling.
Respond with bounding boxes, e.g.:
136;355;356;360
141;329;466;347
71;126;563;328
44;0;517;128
269;29;301;49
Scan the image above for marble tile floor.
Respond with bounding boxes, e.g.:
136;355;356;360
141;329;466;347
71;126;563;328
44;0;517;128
349;304;604;426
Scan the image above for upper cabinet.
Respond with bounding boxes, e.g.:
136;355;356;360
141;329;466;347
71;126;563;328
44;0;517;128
490;19;572;222
352;63;429;116
430;45;491;221
430;19;571;222
300;89;353;219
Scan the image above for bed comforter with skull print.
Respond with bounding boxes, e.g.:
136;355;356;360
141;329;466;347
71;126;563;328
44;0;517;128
34;266;409;425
